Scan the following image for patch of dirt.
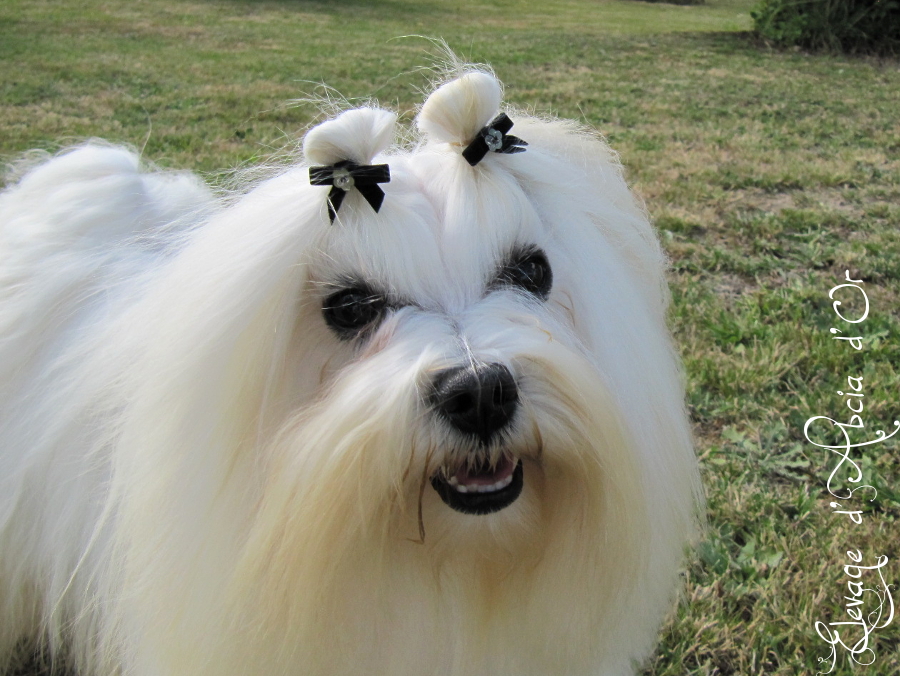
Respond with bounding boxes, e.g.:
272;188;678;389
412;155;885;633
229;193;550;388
712;272;757;302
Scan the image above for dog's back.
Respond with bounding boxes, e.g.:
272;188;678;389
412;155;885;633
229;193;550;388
0;144;212;669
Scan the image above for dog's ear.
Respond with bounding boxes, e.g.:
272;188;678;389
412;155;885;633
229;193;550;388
416;71;502;148
303;107;397;166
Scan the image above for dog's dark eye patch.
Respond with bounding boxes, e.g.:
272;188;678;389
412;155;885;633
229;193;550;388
494;247;552;300
322;285;388;339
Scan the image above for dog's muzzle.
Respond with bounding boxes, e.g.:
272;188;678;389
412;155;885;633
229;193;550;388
429;363;524;515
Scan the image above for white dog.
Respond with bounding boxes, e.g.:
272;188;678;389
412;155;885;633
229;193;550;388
0;68;700;676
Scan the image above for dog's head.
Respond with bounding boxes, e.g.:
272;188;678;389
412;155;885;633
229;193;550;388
118;69;700;674
258;70;690;531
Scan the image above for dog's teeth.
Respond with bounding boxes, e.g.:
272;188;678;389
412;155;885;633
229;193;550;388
482;473;514;492
451;470;515;494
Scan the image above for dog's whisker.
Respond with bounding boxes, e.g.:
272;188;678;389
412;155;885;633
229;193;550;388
411;445;436;545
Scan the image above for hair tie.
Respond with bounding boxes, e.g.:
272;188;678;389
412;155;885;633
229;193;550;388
309;160;391;223
461;113;527;166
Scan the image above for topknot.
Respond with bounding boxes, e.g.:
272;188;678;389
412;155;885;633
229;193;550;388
416;71;502;146
302;107;397;166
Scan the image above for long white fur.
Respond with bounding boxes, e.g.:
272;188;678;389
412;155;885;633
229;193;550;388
0;67;701;676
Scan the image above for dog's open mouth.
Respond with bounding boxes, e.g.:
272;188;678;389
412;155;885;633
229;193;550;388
430;454;524;515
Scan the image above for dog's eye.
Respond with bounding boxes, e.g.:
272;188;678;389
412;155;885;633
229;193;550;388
322;287;387;338
497;249;552;300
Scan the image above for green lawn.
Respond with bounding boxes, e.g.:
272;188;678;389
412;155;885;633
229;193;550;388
2;0;899;674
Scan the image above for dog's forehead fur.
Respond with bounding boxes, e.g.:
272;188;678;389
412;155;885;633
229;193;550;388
309;153;551;313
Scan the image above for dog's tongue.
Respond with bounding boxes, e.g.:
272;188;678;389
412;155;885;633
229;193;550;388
455;454;515;487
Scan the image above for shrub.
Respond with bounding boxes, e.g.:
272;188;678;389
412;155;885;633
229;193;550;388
628;0;706;5
752;0;900;55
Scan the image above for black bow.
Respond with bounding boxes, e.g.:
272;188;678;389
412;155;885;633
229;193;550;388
309;160;391;223
461;113;527;166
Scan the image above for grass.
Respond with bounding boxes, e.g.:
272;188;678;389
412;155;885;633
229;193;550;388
2;0;899;674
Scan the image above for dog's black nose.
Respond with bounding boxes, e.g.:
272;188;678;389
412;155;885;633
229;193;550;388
431;363;518;443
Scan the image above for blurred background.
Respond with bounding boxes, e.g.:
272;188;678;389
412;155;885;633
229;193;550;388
2;0;898;674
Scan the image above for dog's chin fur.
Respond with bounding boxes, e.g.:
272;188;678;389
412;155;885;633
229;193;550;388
0;68;701;676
